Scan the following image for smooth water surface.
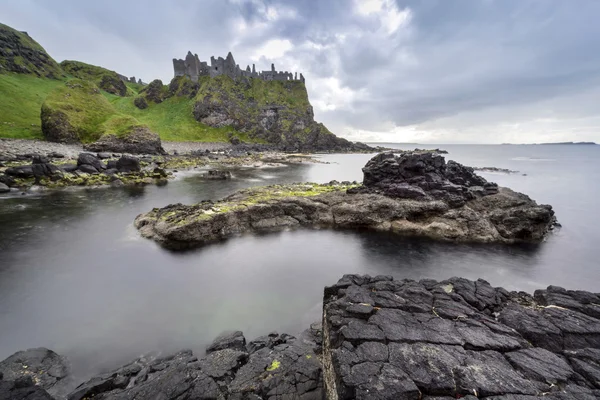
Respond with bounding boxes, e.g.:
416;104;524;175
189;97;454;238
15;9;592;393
0;144;599;381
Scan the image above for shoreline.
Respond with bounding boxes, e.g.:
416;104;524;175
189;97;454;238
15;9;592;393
1;275;599;399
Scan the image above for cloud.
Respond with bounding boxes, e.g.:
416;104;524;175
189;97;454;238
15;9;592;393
2;0;600;143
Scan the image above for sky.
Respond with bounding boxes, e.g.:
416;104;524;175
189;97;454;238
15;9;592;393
3;0;600;144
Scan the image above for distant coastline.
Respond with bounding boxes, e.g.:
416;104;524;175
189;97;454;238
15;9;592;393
501;141;597;145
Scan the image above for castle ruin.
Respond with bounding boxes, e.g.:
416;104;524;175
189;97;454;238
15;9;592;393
173;51;305;84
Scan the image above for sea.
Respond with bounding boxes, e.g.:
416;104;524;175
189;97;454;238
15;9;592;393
0;143;599;382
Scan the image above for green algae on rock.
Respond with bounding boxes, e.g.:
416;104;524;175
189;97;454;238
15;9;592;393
134;153;557;250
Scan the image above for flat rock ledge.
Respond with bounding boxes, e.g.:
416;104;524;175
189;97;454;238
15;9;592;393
4;276;600;399
134;152;556;250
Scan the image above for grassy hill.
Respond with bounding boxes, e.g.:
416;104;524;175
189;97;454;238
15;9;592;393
0;22;351;149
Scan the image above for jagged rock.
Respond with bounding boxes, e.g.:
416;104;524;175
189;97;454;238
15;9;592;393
0;377;54;400
133;96;148;110
98;74;127;96
116;156;140;173
77;153;106;171
206;331;246;354
134;153;556;250
84;127;165;155
66;331;322;399
322;275;600;399
140;79;167;104
0;347;69;397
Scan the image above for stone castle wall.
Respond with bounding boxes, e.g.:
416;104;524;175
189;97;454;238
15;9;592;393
173;51;305;84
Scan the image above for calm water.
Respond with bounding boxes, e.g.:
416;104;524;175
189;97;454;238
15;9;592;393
0;144;599;382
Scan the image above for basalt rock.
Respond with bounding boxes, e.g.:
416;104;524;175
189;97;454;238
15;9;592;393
116;156;140;173
322;275;600;399
0;348;69;397
134;153;556;250
66;331;322;400
77;153;106;171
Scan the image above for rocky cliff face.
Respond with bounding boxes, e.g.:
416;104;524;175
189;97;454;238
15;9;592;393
190;75;356;151
0;23;64;78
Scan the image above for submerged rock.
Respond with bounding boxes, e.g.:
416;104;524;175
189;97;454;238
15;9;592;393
134;153;556;250
202;169;232;180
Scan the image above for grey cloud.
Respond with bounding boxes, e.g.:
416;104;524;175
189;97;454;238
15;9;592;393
2;0;600;142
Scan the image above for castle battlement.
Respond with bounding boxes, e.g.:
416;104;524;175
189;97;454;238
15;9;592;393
173;51;305;84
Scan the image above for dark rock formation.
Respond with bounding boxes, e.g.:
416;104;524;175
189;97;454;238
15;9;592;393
0;23;64;78
84;127;165;155
116;156;140;173
98;74;127;96
77;153;106;171
66;330;322;400
0;348;69;398
140;79;167;104
133;96;148;110
135;153;556;250
0;182;9;193
5;276;600;399
322;275;600;399
203;170;232;180
40;106;78;144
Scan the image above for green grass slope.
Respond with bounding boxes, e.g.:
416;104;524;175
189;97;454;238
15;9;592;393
0;23;64;78
0;73;64;139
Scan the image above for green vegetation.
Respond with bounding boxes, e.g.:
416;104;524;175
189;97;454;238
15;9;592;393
106;92;252;142
0;73;64;139
41;79;145;143
0;23;65;78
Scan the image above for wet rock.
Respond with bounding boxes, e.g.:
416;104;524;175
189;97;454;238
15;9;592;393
0;347;69;396
206;331;247;354
96;152;111;159
60;164;78;173
322;275;600;399
5;165;34;178
0;183;9;193
203;170;232;180
116;156;140;173
77;164;98;174
66;330;322;399
77;153;105;171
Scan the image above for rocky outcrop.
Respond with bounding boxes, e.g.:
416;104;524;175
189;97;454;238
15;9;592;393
5;276;600;399
98;74;127;96
322;274;600;399
134;152;556;250
133;96;148;110
0;23;64;78
139;79;168;104
40;106;78;144
0;347;69;398
67;329;322;400
84;126;165;155
190;76;370;152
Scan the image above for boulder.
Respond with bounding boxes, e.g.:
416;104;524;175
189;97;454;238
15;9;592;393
5;166;34;178
203;170;232;180
206;331;246;354
116;156;140;173
77;153;106;171
133;97;148;110
40;106;78;144
84;127;165;155
98;74;127;96
140;79;167;104
0;347;69;397
77;164;98;174
96;152;112;160
0;183;9;193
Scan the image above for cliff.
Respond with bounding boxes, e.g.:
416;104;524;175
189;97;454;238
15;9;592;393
0;23;367;152
0;23;64;78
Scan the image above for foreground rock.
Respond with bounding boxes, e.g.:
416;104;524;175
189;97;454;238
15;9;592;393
0;347;69;398
322;275;600;399
135;152;556;250
4;276;600;399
